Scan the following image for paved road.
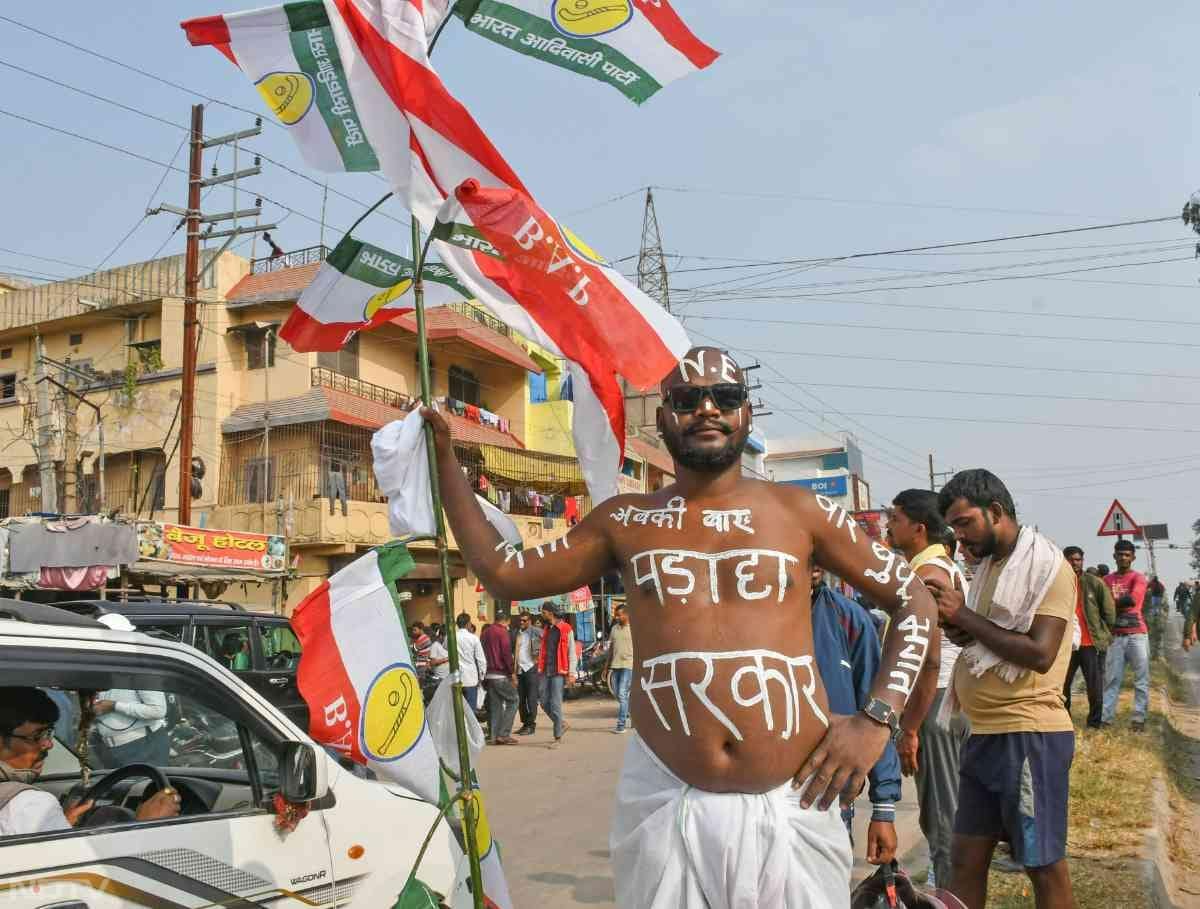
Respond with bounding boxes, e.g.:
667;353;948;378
476;691;927;907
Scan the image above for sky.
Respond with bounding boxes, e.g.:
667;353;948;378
1;1;1198;581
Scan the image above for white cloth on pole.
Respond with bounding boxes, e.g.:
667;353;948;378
610;734;851;909
372;410;521;544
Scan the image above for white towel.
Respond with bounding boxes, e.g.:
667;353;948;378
610;733;851;909
371;410;521;545
939;526;1063;725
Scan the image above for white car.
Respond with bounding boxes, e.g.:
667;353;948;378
0;601;461;907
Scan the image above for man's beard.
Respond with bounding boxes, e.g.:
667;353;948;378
661;425;747;472
970;519;999;559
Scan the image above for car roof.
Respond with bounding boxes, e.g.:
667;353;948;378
50;599;287;621
0;599;107;629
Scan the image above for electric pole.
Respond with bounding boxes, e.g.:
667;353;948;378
153;104;272;526
178;103;203;527
636;188;671;313
32;335;57;513
61;381;79;513
928;454;955;492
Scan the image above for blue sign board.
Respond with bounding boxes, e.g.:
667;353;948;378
782;475;848;497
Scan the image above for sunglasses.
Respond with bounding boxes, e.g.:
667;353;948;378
8;726;53;746
665;383;748;414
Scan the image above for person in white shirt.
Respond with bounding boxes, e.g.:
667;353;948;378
513;611;542;735
93;689;170;767
0;687;179;838
455;613;488;710
428;627;450;681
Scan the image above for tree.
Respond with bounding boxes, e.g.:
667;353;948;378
1192;516;1200;575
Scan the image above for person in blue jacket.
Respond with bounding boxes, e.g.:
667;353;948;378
811;562;902;867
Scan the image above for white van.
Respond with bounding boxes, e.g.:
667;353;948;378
0;601;460;907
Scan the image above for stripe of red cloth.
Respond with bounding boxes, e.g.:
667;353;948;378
330;0;529;196
633;0;719;69
292;581;366;765
180;15;238;66
455;180;678;388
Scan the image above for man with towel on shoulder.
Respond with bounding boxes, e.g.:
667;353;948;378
925;469;1078;909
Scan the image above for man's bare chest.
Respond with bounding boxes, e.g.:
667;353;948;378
608;495;811;609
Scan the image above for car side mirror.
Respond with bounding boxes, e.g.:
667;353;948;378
279;741;329;803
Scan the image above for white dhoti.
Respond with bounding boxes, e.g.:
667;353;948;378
610;733;852;909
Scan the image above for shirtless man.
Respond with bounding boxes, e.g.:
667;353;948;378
422;347;937;907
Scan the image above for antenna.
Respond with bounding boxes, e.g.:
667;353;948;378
636;187;670;313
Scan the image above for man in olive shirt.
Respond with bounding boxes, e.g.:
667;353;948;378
927;469;1077;909
606;605;634;734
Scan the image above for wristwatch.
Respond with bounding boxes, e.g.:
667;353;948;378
861;697;901;741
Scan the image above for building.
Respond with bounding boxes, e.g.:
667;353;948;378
0;246;607;620
763;434;871;512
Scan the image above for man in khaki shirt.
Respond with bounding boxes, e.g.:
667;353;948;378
605;605;634;734
927;469;1077;909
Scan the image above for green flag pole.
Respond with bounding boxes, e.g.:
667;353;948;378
411;214;487;909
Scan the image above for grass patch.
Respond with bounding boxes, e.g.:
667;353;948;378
976;658;1167;906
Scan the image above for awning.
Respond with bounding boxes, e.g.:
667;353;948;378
480;444;587;496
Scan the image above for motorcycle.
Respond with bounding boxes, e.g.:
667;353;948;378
565;637;611;699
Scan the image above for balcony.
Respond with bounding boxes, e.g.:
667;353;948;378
251;245;330;275
311;367;414;410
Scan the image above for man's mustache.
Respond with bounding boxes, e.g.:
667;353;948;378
685;421;733;436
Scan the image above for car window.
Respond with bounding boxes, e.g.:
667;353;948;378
258;623;302;671
194;621;254;672
133;620;188;644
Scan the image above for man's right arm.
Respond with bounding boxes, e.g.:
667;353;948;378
422;407;617;600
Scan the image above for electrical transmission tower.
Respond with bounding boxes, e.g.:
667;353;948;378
636;188;671;312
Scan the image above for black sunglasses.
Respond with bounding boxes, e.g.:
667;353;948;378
665;383;748;413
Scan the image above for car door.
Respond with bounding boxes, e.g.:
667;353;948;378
248;620;309;730
0;643;336;907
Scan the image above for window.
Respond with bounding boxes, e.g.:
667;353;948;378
68;333;83;347
258;623;302;671
132;340;162;371
0;374;14;401
244;457;275;504
194;622;255;672
147;463;166;513
0;348;10;360
528;371;547;403
449;365;480;405
317;333;359;378
135;620;188;644
244;328;276;370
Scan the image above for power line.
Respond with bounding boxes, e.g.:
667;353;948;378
1017;463;1200;493
711;344;1200;384
0;35;412;229
690;315;1200;350
768;408;1200;434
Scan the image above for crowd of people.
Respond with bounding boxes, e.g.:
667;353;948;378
408;345;1193;908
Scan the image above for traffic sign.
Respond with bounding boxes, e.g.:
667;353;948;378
1097;499;1140;537
1138;523;1169;541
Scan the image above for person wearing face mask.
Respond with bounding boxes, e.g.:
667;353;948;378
0;687;180;836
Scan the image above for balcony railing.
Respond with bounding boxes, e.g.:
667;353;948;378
252;245;330;275
448;301;511;339
311;367;414;410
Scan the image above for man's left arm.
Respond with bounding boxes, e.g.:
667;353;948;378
1099;580;1117;630
795;491;938;811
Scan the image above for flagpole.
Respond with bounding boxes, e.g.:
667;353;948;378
412;215;487;909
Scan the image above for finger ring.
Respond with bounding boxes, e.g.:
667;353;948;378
163;787;174;794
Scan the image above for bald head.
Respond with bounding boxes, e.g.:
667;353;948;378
661;346;746;393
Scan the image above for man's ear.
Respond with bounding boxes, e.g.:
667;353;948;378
988;502;1005;525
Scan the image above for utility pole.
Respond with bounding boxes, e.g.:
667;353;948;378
928;454;956;492
32;335;57;514
60;379;79;513
929;453;935;492
179;103;203;527
154;105;271;526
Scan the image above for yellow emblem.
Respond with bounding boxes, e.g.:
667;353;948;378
458;789;494;859
359;664;424;761
551;0;633;38
363;279;414;321
559;224;606;267
255;72;315;126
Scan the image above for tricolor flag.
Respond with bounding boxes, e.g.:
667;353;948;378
280;233;470;352
292;544;441;804
431;180;690;501
454;0;719;104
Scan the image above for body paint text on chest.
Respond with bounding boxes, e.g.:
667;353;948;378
701;508;754;534
611;496;686;530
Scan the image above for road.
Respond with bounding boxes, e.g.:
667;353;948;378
475;691;927;907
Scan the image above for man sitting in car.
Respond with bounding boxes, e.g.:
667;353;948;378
0;687;180;836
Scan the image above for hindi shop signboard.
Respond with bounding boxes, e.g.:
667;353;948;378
137;523;287;573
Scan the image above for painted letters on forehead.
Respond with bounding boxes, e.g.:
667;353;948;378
675;348;741;384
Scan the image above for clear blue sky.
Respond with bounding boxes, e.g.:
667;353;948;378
1;1;1197;579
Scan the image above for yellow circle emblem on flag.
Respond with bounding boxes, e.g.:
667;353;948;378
359;663;425;762
459;789;494;859
558;224;606;267
255;72;315;126
364;279;414;321
551;0;633;38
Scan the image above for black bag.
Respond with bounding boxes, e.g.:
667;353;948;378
851;862;968;909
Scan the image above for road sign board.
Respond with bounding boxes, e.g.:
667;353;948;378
1138;523;1169;541
1097;499;1140;537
